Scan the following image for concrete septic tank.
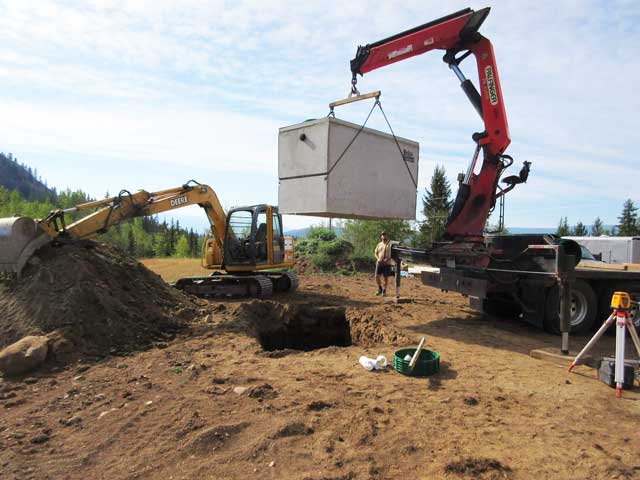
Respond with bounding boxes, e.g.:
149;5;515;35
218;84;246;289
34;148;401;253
278;117;419;220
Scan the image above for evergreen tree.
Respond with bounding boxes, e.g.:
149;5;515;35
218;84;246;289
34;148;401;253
572;221;587;236
168;219;176;255
416;165;452;247
556;216;570;236
591;217;605;236
174;235;190;258
127;228;136;256
188;229;200;257
617;199;639;236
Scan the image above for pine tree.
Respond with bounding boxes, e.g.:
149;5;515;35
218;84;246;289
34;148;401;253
591;217;604;236
617;199;639;236
416;165;452;247
556;217;570;236
167;219;176;255
188;229;199;257
127;228;136;256
572;221;587;236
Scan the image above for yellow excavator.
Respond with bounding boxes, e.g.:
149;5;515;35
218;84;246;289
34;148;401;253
0;180;297;298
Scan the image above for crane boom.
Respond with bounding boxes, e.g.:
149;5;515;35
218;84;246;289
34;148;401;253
350;7;527;240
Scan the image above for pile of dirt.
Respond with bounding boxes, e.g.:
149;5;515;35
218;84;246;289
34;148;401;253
292;257;320;275
346;310;408;347
236;300;407;351
0;240;200;360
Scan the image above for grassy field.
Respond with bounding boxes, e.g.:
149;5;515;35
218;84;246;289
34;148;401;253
140;257;210;282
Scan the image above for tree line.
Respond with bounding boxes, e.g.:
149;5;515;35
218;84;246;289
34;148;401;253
0;152;206;259
0;186;205;258
556;199;639;237
336;165;639;259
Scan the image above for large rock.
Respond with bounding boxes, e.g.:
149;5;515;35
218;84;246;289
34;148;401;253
0;335;49;376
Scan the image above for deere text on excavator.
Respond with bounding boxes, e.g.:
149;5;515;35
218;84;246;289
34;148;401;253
0;181;297;298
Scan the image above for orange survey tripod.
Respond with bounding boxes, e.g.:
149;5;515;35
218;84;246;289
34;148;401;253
569;292;640;397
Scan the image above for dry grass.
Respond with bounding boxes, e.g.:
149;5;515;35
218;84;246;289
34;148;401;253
140;257;210;282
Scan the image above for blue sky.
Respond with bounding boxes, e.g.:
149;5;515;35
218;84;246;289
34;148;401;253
1;0;638;232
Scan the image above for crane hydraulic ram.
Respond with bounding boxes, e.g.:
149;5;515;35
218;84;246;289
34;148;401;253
350;7;530;264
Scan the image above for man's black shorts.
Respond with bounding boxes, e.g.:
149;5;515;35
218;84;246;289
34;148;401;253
375;262;392;277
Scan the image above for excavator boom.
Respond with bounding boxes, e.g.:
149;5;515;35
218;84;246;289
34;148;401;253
41;182;227;257
0;182;226;278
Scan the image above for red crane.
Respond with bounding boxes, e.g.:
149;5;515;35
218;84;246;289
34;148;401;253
350;7;530;243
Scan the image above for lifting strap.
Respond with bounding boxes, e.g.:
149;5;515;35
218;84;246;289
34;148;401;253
279;95;418;189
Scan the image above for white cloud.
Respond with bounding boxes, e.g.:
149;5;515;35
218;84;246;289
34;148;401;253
0;0;637;230
0;99;281;172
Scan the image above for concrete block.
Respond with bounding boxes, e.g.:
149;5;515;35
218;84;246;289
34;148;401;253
278;117;419;220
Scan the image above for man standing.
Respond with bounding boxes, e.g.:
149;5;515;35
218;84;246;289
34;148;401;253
374;231;392;296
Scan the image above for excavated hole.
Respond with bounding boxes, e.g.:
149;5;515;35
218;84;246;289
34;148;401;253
243;302;352;351
238;300;407;352
258;306;351;351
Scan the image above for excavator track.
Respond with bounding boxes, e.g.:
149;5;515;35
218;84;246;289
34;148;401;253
172;273;273;299
282;271;299;293
264;270;299;293
251;275;274;299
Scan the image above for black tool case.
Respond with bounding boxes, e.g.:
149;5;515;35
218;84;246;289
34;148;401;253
598;357;636;389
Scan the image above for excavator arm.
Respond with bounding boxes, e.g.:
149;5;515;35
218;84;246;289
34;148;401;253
41;181;226;247
0;181;227;277
350;7;529;240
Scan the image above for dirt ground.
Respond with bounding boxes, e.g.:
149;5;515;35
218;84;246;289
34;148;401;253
1;258;639;480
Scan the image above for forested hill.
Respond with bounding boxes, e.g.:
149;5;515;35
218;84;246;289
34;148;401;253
0;153;56;202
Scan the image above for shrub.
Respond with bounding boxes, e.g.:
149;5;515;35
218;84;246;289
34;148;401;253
311;252;335;271
295;227;338;259
317;238;353;258
307;226;336;242
349;255;376;273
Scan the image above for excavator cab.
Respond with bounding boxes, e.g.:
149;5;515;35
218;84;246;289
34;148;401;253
221;204;290;268
194;204;297;298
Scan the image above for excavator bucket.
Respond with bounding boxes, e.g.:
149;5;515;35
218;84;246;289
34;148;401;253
0;217;51;278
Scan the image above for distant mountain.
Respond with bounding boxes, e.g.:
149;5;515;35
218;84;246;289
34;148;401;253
0;153;56;201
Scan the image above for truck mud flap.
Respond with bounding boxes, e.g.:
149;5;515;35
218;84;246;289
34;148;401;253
421;269;487;298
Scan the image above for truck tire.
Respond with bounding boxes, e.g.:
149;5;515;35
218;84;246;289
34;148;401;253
544;280;597;335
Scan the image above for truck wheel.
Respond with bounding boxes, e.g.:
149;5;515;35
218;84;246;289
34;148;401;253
544;280;597;334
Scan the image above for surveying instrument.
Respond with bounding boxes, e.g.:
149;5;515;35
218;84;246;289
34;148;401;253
568;291;640;397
